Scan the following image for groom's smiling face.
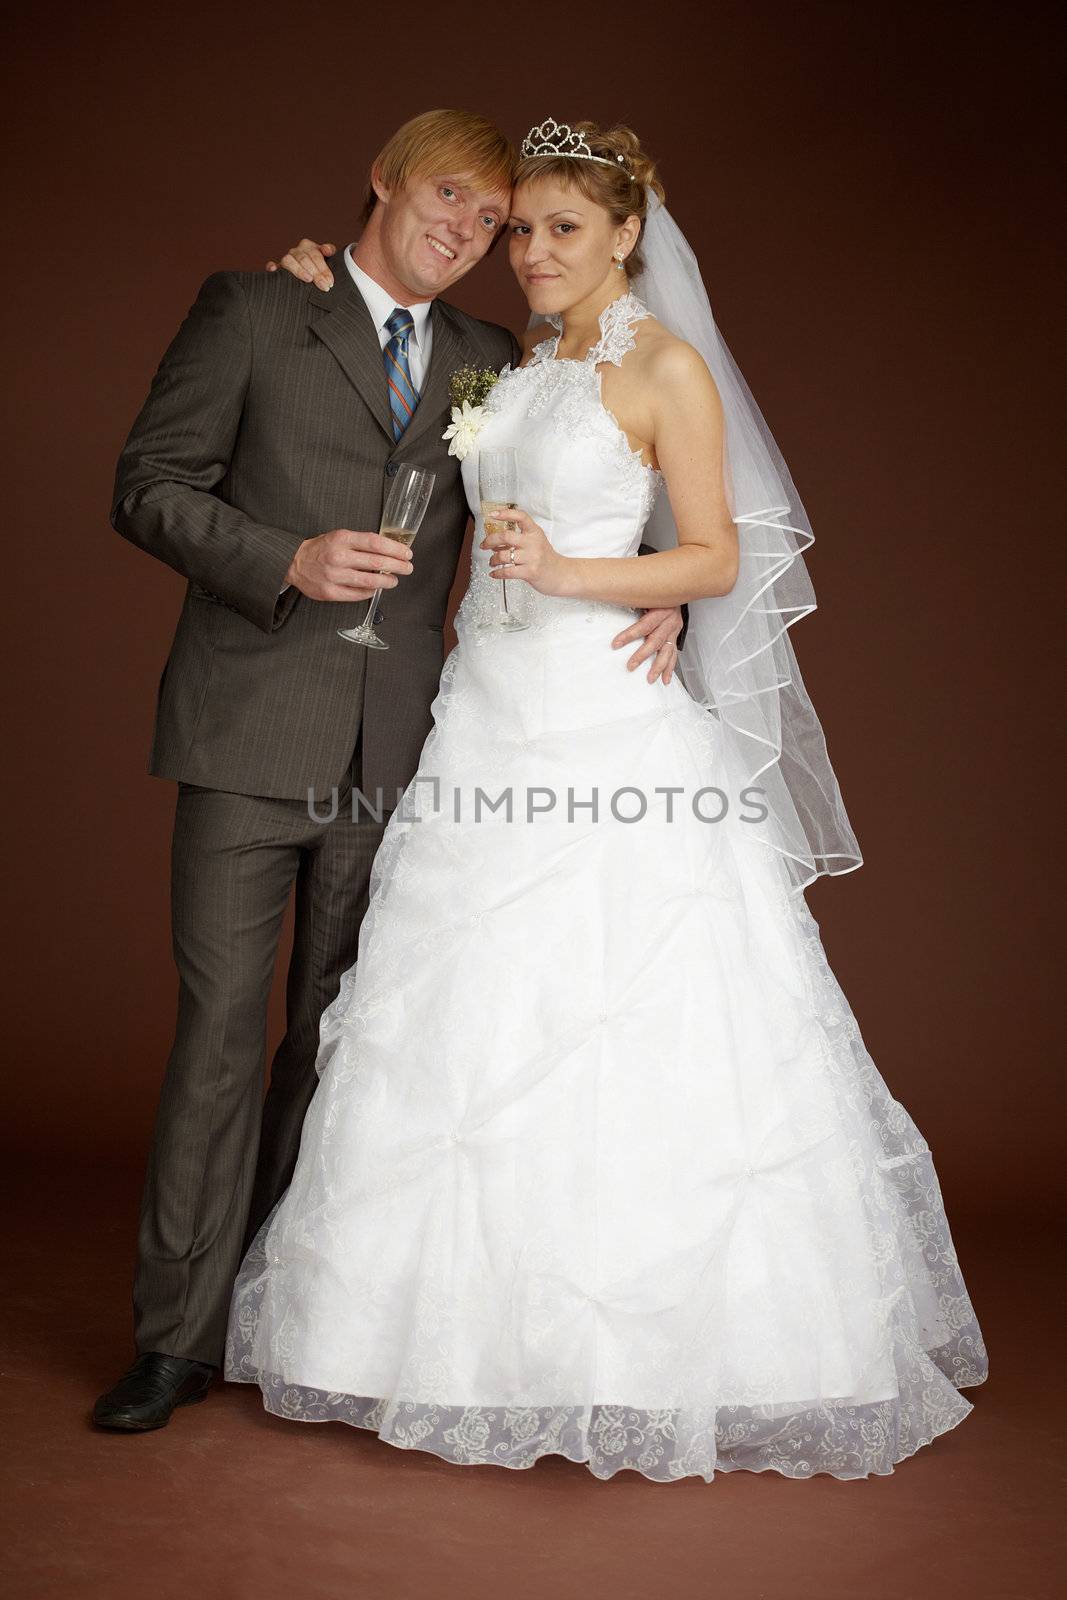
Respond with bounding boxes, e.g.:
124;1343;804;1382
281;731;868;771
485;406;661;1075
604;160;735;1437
373;172;511;300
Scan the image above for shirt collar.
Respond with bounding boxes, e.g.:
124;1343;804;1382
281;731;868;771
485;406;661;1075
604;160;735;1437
344;247;433;347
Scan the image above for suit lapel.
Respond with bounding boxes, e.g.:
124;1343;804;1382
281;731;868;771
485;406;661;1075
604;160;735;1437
308;264;474;454
307;257;393;443
398;300;467;452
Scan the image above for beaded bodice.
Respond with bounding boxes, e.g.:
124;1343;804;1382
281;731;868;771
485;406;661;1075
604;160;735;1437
456;293;664;637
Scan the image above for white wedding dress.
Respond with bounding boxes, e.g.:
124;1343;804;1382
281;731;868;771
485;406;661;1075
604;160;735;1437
225;295;987;1482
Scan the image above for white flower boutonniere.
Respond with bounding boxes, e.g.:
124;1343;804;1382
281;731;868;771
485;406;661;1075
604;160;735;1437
442;365;500;460
442;400;487;461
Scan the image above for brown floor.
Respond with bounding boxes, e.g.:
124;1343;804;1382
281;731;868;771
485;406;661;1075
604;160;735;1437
2;1164;1061;1600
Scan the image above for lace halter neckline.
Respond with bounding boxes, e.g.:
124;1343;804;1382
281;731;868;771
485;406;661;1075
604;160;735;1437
532;291;651;370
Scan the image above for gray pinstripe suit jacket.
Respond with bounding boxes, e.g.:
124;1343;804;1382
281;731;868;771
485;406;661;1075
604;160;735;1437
112;261;520;802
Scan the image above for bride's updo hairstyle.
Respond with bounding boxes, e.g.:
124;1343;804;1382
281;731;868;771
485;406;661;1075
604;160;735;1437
514;121;666;278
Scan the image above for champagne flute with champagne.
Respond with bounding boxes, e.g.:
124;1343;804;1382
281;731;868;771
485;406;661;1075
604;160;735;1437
338;462;436;649
479;447;529;633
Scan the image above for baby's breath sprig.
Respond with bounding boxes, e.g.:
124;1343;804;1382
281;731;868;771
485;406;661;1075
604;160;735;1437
448;365;500;409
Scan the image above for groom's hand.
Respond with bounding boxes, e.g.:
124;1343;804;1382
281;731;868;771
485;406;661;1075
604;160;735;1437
285;529;414;603
612;607;684;686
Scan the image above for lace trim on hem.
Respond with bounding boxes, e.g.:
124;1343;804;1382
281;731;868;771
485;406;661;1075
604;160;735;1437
224;1371;981;1484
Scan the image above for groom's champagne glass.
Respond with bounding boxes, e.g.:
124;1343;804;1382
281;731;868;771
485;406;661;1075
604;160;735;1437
478;447;529;634
338;463;436;650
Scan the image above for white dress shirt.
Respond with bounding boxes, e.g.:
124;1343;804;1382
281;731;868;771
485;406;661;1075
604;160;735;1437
278;249;435;597
343;246;434;392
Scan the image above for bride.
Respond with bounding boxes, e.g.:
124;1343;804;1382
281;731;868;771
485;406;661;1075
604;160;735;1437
224;118;987;1482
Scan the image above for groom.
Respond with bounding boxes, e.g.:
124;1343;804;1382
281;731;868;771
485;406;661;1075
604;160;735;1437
94;109;685;1432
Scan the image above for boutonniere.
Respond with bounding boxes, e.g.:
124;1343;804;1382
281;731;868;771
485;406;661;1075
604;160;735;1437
442;365;501;460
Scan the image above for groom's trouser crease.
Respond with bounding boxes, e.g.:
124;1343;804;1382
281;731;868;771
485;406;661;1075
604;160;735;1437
133;734;387;1367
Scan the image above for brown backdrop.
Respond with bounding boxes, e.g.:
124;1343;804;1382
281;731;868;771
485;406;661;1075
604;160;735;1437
3;0;1057;1201
1;4;1061;1594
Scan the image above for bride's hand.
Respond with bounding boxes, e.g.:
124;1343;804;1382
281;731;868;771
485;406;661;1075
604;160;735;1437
266;238;337;291
481;508;569;597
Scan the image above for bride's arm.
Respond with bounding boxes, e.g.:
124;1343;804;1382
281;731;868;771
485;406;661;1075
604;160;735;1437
646;345;739;598
573;345;737;605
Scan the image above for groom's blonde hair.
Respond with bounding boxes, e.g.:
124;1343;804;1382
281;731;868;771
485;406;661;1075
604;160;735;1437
361;110;517;233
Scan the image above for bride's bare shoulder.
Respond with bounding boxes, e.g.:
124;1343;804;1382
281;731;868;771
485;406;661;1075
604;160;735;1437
633;312;696;367
635;314;717;397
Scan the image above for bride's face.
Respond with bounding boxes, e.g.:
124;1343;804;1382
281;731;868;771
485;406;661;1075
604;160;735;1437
508;177;639;316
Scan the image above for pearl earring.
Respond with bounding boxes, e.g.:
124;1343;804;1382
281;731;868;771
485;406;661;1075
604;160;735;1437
613;253;626;271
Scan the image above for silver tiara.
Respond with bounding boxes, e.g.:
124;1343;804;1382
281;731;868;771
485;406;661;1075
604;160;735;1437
520;118;630;172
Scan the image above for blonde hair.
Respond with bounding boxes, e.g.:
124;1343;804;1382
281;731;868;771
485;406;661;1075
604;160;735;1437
514;121;665;277
360;109;517;232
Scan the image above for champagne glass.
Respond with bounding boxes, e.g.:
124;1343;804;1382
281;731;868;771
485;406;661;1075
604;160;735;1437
479;447;529;634
338;463;436;649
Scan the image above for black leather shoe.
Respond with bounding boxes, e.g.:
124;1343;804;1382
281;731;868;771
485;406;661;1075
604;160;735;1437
92;1352;216;1432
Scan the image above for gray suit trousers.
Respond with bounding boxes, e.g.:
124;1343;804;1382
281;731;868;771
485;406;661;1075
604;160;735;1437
132;741;387;1367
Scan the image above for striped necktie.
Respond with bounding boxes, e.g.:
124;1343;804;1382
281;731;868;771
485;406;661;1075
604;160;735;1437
384;306;419;440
